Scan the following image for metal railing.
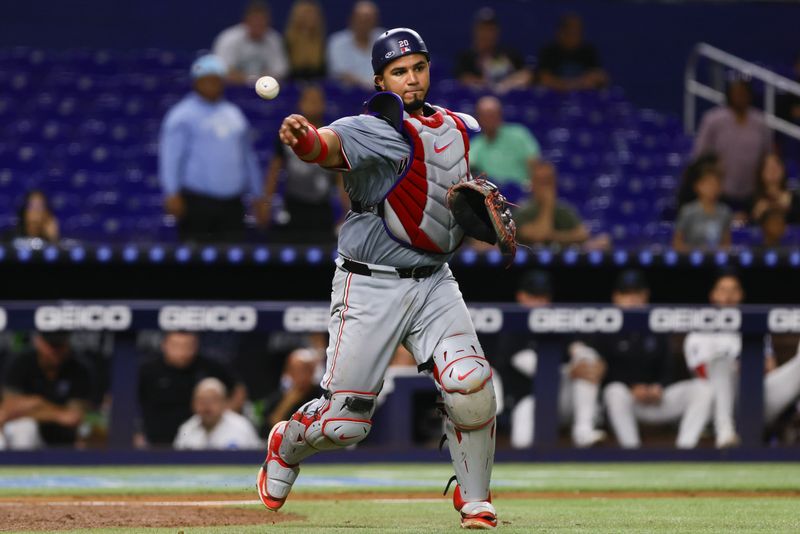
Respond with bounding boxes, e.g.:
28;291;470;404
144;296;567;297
684;42;800;139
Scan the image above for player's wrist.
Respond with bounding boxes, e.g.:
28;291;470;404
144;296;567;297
293;124;329;163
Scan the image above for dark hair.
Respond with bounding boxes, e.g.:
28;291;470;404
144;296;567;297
676;153;720;208
244;0;269;17
518;270;553;296
754;153;787;200
613;269;649;293
16;189;53;234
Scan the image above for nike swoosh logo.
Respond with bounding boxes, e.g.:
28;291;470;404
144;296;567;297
434;140;455;154
458;367;478;381
338;433;361;441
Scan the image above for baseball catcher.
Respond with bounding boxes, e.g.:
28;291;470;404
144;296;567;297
257;27;516;529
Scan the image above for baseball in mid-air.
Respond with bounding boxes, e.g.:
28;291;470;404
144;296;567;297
255;76;280;100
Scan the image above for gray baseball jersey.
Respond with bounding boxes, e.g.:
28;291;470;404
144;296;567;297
327;114;454;268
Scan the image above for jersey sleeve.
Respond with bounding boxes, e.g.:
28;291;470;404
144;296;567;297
325;115;409;172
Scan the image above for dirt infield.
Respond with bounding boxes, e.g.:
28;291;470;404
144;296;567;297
0;496;300;532
2;490;799;531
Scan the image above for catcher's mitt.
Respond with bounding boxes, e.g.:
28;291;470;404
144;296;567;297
447;177;517;265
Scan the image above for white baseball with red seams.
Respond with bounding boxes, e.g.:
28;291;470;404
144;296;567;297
254;76;280;100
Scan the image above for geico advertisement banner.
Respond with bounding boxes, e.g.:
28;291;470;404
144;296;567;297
282;306;504;334
648;308;740;332
283;307;329;332
35;305;132;331
158;306;257;331
529;308;623;333
468;308;503;334
768;309;800;332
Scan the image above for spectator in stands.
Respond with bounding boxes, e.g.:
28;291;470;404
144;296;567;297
469;96;541;187
454;7;531;93
262;347;323;434
684;270;800;447
759;207;790;248
262;85;346;242
692;77;772;211
0;332;93;449
284;0;326;81
327;1;383;89
513;161;592;246
676;153;722;211
500;270;607;448
537;13;609;92
10;190;59;242
137;331;246;447
212;0;288;83
173;378;262;450
158;54;263;243
601;271;713;449
672;161;732;252
751;153;800;224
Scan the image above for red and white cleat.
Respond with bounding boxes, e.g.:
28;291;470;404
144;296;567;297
256;421;299;511
453;484;497;530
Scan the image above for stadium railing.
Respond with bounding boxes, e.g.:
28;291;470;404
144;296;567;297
684;42;800;140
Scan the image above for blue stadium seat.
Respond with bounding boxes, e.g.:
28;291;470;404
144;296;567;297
0;50;711;245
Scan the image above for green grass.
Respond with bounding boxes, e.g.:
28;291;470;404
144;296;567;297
9;499;800;534
3;464;800;533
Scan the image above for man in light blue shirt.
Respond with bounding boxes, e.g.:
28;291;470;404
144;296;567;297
326;1;383;89
159;54;263;242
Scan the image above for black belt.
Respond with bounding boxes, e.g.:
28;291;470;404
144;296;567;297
341;258;441;279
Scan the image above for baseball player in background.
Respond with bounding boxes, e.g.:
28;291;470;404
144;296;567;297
684;270;800;448
257;28;509;529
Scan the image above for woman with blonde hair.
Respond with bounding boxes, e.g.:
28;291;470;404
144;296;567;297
285;0;326;81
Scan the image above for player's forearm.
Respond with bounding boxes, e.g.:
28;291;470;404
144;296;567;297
3;394;64;423
294;127;345;168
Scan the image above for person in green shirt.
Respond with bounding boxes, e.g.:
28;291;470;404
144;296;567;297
514;160;592;245
469;96;540;186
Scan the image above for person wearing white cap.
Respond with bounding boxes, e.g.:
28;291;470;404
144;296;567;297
158;54;264;242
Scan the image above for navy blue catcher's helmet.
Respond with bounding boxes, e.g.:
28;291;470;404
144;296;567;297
371;28;429;75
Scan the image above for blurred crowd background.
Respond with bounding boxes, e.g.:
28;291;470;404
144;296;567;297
1;0;799;452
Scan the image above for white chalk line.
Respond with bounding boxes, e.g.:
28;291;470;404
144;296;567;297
0;497;445;507
0;500;260;507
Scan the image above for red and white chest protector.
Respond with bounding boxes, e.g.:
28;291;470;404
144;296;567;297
382;107;475;254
